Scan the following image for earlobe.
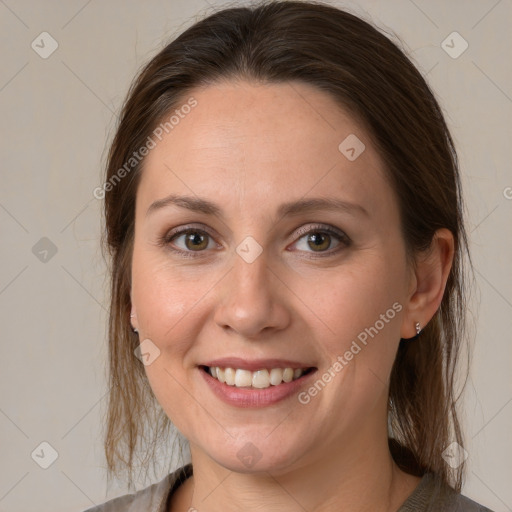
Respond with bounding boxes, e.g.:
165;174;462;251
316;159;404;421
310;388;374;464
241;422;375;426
400;228;455;339
130;306;139;333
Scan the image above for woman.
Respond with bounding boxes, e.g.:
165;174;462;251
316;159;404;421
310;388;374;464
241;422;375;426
86;1;494;510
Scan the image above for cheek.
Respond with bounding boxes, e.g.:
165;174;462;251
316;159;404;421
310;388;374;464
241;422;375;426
132;251;195;333
131;251;223;367
305;252;407;374
132;257;212;429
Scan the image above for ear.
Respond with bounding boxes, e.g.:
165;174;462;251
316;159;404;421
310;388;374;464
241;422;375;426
400;228;455;339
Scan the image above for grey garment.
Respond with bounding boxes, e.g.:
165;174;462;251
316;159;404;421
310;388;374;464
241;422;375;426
396;472;494;512
83;464;494;512
82;464;193;512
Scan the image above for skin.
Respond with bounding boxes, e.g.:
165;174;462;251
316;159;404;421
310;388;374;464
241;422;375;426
129;80;454;511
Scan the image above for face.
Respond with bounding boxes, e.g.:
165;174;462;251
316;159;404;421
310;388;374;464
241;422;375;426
130;80;414;474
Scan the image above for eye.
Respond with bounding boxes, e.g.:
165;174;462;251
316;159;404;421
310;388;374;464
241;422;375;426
158;223;350;258
290;225;350;256
159;226;218;255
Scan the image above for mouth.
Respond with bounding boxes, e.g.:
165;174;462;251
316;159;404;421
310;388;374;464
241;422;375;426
199;365;316;389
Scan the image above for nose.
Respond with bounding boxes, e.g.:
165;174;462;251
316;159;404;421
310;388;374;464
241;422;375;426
213;248;291;339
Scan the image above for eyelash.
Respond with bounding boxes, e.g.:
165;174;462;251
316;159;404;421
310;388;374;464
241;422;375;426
157;223;351;259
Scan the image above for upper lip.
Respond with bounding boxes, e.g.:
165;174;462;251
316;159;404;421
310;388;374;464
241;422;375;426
200;357;316;372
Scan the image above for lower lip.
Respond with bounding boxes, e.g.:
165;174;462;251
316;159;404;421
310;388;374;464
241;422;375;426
199;367;317;408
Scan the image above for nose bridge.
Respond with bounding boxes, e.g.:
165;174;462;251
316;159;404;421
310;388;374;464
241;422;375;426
230;244;273;311
231;227;271;292
233;245;269;294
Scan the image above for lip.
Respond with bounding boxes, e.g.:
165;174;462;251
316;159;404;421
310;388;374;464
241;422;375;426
199;366;318;408
201;357;315;372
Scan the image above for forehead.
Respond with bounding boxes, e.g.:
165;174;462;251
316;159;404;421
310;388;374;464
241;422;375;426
137;80;394;220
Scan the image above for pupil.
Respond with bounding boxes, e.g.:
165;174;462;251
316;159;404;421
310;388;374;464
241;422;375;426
308;233;329;251
187;232;206;250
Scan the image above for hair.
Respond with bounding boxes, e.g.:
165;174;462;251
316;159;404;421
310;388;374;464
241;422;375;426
99;0;472;501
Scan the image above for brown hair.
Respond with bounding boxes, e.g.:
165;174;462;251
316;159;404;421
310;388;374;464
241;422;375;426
100;0;471;498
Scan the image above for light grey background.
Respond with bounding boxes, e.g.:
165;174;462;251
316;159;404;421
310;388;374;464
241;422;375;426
0;0;511;511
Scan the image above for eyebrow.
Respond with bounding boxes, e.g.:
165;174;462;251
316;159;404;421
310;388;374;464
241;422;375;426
145;194;369;219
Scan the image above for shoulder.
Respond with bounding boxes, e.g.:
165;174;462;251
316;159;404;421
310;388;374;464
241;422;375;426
80;463;193;512
399;473;496;512
80;474;173;512
443;491;495;511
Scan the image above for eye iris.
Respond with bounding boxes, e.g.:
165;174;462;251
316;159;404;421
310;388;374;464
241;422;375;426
185;232;208;251
307;232;330;251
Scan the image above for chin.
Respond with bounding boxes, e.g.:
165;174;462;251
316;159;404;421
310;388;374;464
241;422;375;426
205;438;307;475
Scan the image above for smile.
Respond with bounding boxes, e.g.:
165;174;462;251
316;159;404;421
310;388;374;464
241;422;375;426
199;365;318;408
201;365;315;389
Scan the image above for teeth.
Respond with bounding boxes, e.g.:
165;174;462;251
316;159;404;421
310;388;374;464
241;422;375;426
252;369;270;389
269;368;284;385
225;368;236;386
235;369;253;387
207;366;308;388
283;368;294;383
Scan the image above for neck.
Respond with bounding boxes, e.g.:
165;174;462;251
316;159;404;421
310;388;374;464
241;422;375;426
174;425;420;512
